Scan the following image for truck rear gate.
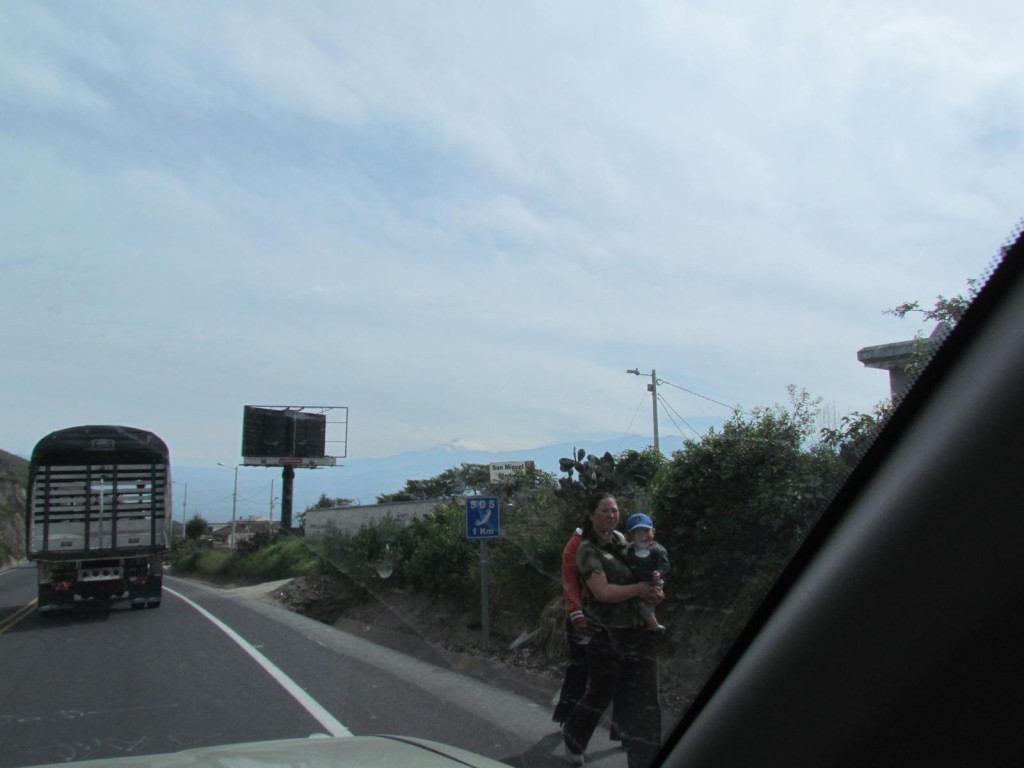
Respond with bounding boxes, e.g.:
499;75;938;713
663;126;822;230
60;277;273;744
26;426;172;612
30;463;168;555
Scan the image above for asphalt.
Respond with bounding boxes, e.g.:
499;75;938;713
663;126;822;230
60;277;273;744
227;577;564;713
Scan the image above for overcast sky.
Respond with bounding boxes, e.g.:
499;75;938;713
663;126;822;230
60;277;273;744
2;1;1021;469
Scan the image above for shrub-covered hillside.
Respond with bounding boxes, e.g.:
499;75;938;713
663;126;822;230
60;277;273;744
0;448;28;567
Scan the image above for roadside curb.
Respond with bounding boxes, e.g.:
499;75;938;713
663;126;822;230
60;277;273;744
189;573;564;714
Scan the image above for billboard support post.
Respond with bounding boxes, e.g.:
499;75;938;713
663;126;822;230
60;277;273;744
281;465;295;530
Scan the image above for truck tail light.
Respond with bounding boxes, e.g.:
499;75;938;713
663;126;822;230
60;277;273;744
127;563;149;586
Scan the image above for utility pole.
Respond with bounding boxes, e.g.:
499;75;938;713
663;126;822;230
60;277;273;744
218;463;240;549
230;466;238;549
181;483;188;540
650;368;660;453
627;368;661;453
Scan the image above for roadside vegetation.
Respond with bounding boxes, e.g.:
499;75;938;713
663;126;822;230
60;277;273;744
169;387;890;661
170;529;320;582
0;449;29;567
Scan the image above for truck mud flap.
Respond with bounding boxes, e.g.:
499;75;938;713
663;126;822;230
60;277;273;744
37;583;75;614
128;575;163;609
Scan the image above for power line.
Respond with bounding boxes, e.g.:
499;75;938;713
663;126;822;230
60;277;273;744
617;391;651;452
657;378;752;418
657;394;703;440
625;367;752;452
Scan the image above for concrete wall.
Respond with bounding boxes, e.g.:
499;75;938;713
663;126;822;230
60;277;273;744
305;499;442;537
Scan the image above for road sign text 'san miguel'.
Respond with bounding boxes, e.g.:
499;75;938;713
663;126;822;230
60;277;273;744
487;461;535;484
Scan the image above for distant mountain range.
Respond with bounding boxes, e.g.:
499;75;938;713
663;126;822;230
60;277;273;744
172;434;688;524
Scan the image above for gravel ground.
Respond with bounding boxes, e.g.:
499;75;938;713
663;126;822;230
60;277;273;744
266;575;701;718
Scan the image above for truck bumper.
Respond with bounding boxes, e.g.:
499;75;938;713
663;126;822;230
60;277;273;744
36;556;164;611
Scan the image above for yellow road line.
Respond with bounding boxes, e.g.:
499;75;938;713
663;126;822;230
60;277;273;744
0;598;38;635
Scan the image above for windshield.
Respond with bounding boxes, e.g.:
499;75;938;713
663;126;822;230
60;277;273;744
1;3;1020;768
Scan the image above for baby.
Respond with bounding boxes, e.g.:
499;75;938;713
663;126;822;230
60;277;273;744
625;513;670;632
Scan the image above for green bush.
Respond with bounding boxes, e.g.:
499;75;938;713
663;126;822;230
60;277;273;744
402;501;477;600
235;529;273;555
195;550;233;579
300;476;662;621
488;483;566;618
650;388;850;610
170;534;321;582
232;536;320;580
312;503;479;600
168;540;206;572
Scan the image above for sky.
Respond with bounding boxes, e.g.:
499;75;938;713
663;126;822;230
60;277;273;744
3;1;1022;480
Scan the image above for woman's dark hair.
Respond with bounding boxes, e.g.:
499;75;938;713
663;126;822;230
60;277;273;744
581;493;616;538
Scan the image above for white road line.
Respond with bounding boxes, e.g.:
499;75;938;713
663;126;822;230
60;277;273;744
164;586;352;738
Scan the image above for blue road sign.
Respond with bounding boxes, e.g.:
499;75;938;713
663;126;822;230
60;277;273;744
466;496;501;539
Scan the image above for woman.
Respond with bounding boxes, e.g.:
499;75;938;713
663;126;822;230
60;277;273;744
562;493;664;768
551;524;588;725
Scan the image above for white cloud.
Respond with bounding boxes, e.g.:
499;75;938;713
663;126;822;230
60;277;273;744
1;0;1020;466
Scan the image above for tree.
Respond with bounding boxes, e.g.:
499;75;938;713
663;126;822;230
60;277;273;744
312;494;355;508
885;279;979;326
820;399;894;469
376;463;491;503
885;279;979;376
651;387;847;609
185;514;209;541
555;447;664;522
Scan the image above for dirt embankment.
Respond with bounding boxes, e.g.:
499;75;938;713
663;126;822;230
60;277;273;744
0;449;28;567
270;574;729;717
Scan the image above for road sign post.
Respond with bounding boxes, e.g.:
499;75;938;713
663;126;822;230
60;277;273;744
466;496;500;650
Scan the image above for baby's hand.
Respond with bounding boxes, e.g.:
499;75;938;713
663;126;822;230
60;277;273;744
651;570;661;582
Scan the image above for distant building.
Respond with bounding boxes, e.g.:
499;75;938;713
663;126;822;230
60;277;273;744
857;323;949;401
305;499;443;537
209;517;279;548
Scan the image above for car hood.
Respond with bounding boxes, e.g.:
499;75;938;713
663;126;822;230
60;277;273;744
25;734;510;768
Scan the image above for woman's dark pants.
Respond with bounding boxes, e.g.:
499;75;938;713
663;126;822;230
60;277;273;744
562;627;661;768
552;618;590;723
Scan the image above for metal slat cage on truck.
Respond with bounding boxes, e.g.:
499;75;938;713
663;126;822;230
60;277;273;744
27;426;172;557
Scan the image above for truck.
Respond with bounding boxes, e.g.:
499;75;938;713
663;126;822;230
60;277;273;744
26;425;172;611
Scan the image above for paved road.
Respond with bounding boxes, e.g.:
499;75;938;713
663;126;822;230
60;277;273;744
0;565;626;768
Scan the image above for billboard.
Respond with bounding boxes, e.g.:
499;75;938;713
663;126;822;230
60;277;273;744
242;406;327;461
